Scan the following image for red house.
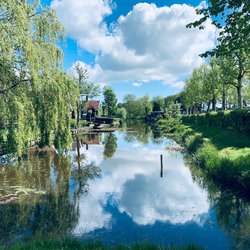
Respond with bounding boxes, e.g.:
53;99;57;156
82;100;100;120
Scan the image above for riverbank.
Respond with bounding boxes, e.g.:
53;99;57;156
0;238;204;250
156;119;250;196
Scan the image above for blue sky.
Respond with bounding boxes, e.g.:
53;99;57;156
42;0;216;102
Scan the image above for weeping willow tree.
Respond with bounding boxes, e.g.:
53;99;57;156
0;0;79;156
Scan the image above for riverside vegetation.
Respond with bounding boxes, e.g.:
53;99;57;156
0;238;204;250
0;0;249;249
156;109;250;195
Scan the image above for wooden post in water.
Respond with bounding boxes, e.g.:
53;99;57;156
160;154;163;178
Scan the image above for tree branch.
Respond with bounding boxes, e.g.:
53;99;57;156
0;79;30;95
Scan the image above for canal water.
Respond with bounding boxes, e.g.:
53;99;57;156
0;124;249;249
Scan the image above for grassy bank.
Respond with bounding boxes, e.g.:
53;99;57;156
156;119;250;195
0;238;204;250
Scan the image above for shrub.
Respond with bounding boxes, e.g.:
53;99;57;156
185;133;204;153
194;142;221;172
116;107;127;120
182;109;250;135
181;128;195;143
220;154;250;189
79;120;88;127
111;118;121;127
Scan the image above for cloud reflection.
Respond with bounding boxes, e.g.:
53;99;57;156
70;133;209;234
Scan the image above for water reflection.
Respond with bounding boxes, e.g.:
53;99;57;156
188;163;250;250
71;136;101;198
0;155;79;245
122;121;152;145
0;126;249;249
103;133;117;159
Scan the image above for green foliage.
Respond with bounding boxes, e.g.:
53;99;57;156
123;121;153;145
0;0;65;93
182;109;250;135
165;103;182;121
103;87;117;117
180;127;196;143
185;133;204;154
81;82;100;101
0;1;79;156
140;95;153;117
122;95;152;119
103;133;117;159
164;94;180;107
154;103;182;133
179;123;250;192
152;96;165;111
243;79;250;106
79;120;88;127
0;238;204;250
187;0;250;58
73;62;100;101
110;118;121;128
116;107;127;120
194;142;221;170
181;58;246;112
187;1;250;109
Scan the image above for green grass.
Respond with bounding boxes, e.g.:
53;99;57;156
185;133;204;153
0;238;204;250
179;122;250;193
185;124;250;150
156;119;250;194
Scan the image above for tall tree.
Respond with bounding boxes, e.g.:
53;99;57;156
182;66;205;113
103;87;117;117
152;96;165;111
74;62;88;127
0;1;79;156
0;0;64;94
81;82;100;102
139;96;153;117
187;0;250;109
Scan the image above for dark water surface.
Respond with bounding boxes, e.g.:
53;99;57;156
0;124;249;249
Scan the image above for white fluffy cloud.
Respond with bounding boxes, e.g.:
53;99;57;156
51;0;114;53
52;0;217;87
132;82;143;87
68;134;209;234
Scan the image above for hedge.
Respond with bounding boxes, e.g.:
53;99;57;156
182;109;250;135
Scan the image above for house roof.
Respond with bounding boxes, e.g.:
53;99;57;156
83;101;100;112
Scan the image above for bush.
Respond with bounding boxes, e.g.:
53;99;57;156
220;154;250;189
182;109;250;135
185;133;204;153
181;128;195;143
0;238;204;250
194;142;221;171
111;118;121;127
180;125;250;193
116;107;127;120
79;120;88;127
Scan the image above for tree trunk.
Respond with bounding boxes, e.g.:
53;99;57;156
222;86;226;111
191;106;194;114
199;103;202;113
145;107;148;117
76;103;80;128
237;84;243;109
207;101;211;113
212;96;216;111
236;58;243;109
76;136;81;169
243;100;247;108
